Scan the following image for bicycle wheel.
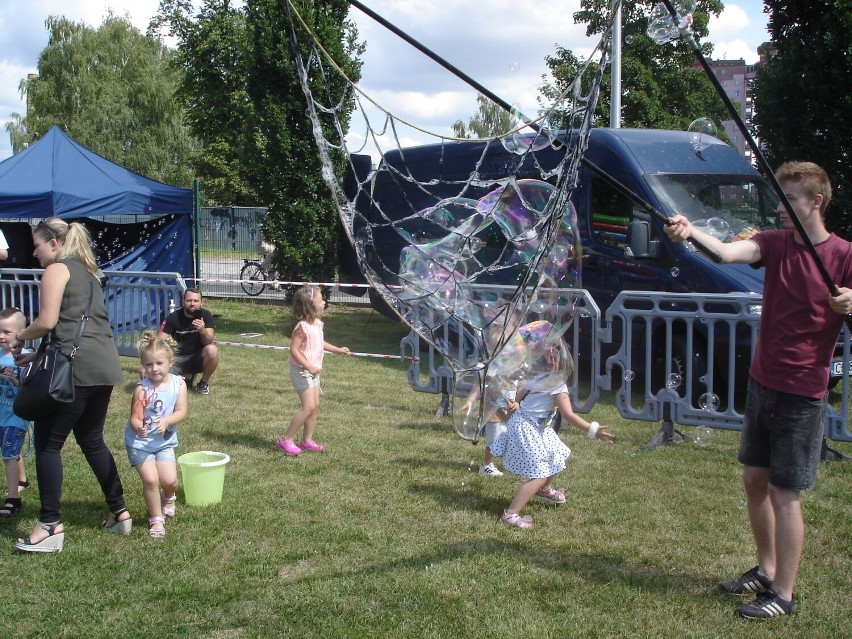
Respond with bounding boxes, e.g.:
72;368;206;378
240;261;266;296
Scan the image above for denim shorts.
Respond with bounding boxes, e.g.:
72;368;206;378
290;364;321;391
739;378;825;490
127;445;176;467
1;426;26;460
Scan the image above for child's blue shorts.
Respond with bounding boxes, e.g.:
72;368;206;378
1;426;26;460
126;446;176;467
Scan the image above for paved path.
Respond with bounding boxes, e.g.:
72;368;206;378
196;256;369;305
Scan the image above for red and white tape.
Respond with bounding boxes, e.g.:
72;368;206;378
216;340;418;362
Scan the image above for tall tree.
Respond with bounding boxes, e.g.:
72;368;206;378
241;0;363;282
542;0;728;132
4;109;29;154
20;14;194;187
452;94;513;139
752;1;852;236
151;0;254;204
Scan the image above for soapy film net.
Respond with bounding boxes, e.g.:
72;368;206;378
285;2;614;439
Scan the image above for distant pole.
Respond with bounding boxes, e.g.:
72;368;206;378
610;0;622;128
193;178;201;284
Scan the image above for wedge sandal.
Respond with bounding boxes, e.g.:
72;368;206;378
102;508;133;535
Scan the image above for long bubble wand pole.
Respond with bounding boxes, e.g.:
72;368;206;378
347;0;721;263
659;0;846;303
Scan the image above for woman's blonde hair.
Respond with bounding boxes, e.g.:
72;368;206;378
292;285;321;323
137;329;177;362
33;217;99;275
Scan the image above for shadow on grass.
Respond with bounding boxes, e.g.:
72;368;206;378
392;455;483;473
274;535;716;598
396;419;457;435
192;425;276;452
407;479;508;516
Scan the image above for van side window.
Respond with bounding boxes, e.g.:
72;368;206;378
589;177;633;250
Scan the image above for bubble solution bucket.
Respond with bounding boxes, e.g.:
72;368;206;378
178;451;231;506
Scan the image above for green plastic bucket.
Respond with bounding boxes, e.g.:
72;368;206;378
178;451;231;506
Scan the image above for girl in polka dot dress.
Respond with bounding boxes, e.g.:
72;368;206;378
490;358;615;530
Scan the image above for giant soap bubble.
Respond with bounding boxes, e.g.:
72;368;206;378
382;178;582;440
283;0;611;441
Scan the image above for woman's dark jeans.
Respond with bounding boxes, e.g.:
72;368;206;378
33;385;126;523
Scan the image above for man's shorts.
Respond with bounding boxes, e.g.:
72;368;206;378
171;351;204;377
739;377;825;491
1;426;27;460
290;364;321;391
127;445;177;467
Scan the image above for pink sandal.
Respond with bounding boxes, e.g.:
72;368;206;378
276;439;302;455
161;493;177;518
148;516;166;539
500;511;532;529
298;439;325;453
534;487;566;504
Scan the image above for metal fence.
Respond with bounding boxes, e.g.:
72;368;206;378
0;269;186;357
400;289;852;445
5;265;849;447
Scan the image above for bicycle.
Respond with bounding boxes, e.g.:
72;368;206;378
240;258;278;296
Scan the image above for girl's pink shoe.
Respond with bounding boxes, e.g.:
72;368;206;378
299;439;325;452
276;439;302;455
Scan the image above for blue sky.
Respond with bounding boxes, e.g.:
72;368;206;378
0;1;771;163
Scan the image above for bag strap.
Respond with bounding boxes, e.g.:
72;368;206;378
67;280;96;360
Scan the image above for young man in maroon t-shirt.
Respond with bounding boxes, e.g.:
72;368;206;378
666;162;852;619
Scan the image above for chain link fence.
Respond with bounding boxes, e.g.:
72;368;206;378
196;206;368;304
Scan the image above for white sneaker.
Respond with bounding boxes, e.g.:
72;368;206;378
479;464;503;477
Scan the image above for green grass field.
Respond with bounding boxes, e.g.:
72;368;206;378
5;300;851;638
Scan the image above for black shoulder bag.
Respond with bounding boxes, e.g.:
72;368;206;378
14;282;95;421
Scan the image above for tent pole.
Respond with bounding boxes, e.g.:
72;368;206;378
193;178;201;286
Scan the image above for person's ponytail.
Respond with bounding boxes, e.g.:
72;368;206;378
57;222;99;276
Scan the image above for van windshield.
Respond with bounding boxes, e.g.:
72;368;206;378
646;173;781;242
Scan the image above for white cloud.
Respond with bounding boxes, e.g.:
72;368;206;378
0;0;164;160
711;38;760;64
707;1;769;64
708;3;751;37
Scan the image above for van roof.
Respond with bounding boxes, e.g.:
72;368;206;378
586;128;761;177
376;128;760;182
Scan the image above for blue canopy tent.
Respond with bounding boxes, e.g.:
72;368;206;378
0;125;193;274
0;126;194;334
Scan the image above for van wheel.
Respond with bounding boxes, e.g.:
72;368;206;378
652;334;710;406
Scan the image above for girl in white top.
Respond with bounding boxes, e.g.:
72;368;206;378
490;354;615;529
276;286;350;456
125;331;187;538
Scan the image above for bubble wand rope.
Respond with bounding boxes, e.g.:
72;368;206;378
659;0;851;329
347;0;721;264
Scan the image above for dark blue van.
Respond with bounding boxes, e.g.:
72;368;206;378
344;128;844;390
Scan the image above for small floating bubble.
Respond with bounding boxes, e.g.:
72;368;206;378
693;425;713;448
666;373;682;390
698;393;720;411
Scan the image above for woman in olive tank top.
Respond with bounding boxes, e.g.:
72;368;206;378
14;218;129;554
